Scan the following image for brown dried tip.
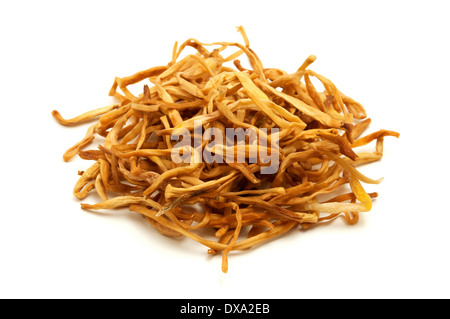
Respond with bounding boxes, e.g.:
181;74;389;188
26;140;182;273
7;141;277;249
53;26;399;273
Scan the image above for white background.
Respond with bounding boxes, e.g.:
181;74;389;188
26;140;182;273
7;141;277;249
1;0;449;299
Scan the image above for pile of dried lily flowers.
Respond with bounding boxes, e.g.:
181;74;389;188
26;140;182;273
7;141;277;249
52;27;399;272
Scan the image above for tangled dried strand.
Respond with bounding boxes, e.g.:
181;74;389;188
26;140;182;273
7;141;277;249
53;27;399;273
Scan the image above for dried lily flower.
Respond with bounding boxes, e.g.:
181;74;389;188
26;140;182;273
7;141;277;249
53;26;399;273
